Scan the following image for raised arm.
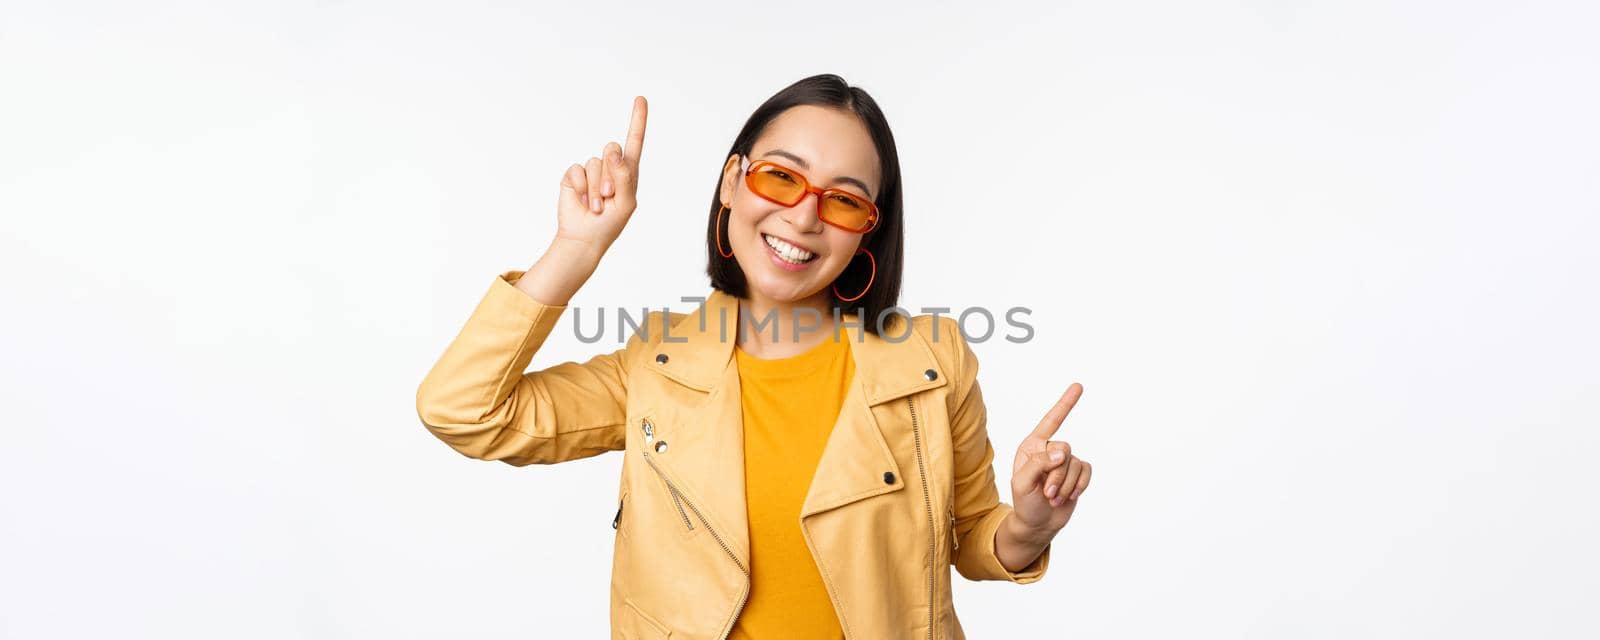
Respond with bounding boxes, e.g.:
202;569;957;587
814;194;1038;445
414;96;651;466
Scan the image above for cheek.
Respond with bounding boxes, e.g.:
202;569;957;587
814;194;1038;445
832;234;863;257
822;238;863;274
726;206;762;239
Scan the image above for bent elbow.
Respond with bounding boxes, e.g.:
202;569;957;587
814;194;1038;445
415;379;517;462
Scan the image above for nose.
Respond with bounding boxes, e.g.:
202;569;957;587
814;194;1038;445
782;192;825;233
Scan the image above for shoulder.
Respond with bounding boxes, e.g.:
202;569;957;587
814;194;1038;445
902;312;978;385
620;309;685;348
905;312;963;349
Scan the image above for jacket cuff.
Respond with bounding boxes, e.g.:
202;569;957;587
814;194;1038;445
474;269;568;371
967;503;1050;584
491;269;567;322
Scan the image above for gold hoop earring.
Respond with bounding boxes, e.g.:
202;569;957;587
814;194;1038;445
715;204;734;258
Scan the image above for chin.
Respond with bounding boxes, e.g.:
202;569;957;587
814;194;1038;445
750;278;816;304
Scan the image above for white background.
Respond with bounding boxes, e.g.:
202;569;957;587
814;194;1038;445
2;1;1597;637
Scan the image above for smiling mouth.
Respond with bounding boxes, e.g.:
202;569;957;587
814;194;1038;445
762;233;818;265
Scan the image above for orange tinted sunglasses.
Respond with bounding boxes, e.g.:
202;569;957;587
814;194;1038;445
740;155;880;233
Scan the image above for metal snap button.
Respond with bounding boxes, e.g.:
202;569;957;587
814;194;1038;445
654;440;668;454
924;369;938;381
883;471;896;484
655;353;669;364
641;419;654;444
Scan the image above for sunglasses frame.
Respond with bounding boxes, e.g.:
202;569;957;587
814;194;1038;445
739;155;880;234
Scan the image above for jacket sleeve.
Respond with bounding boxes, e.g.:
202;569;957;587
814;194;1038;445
943;319;1051;583
415;269;637;466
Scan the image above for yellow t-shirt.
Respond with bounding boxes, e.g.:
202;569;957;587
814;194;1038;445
728;332;854;640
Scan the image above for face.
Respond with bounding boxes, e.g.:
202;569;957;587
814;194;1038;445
719;105;882;306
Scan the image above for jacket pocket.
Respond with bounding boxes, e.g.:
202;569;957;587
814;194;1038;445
635;412;696;539
619;597;672;639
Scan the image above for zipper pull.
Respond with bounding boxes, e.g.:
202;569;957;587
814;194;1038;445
949;506;959;552
612;497;624;530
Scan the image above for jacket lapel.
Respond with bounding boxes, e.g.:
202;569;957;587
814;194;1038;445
800;312;948;517
641;290;952;564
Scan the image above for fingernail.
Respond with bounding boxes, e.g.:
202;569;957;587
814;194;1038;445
592;197;601;212
1050;450;1065;463
603;180;612;194
1045;483;1058;498
583;195;591;208
1070;489;1081;500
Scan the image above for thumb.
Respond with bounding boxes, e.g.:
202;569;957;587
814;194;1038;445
559;163;589;212
604;146;637;213
1011;448;1067;497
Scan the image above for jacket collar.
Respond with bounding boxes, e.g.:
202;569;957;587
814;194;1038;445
648;289;948;405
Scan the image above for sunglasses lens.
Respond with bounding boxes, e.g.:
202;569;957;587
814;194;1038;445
820;193;874;231
748;164;806;203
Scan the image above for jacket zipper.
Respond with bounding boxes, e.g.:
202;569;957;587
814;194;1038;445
613;496;624;530
642;447;750;639
659;473;694;531
908;396;937;640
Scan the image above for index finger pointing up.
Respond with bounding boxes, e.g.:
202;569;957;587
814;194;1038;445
623;95;648;169
1030;382;1084;440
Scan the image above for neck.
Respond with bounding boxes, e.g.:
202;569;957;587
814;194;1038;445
737;289;837;359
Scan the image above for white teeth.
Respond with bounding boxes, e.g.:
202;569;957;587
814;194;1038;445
763;234;814;263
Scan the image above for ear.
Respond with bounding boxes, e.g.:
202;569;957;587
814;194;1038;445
719;153;740;207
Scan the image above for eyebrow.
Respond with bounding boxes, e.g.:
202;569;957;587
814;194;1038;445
759;149;875;199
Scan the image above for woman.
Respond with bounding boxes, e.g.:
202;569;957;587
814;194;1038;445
416;74;1092;639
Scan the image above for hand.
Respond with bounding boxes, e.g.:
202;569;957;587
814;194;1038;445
554;95;648;260
1009;382;1093;537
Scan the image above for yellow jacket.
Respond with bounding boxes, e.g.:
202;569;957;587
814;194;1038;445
416;270;1051;639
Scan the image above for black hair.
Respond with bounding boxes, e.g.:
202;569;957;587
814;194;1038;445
704;73;905;335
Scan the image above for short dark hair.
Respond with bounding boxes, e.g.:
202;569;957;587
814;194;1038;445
704;73;905;335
